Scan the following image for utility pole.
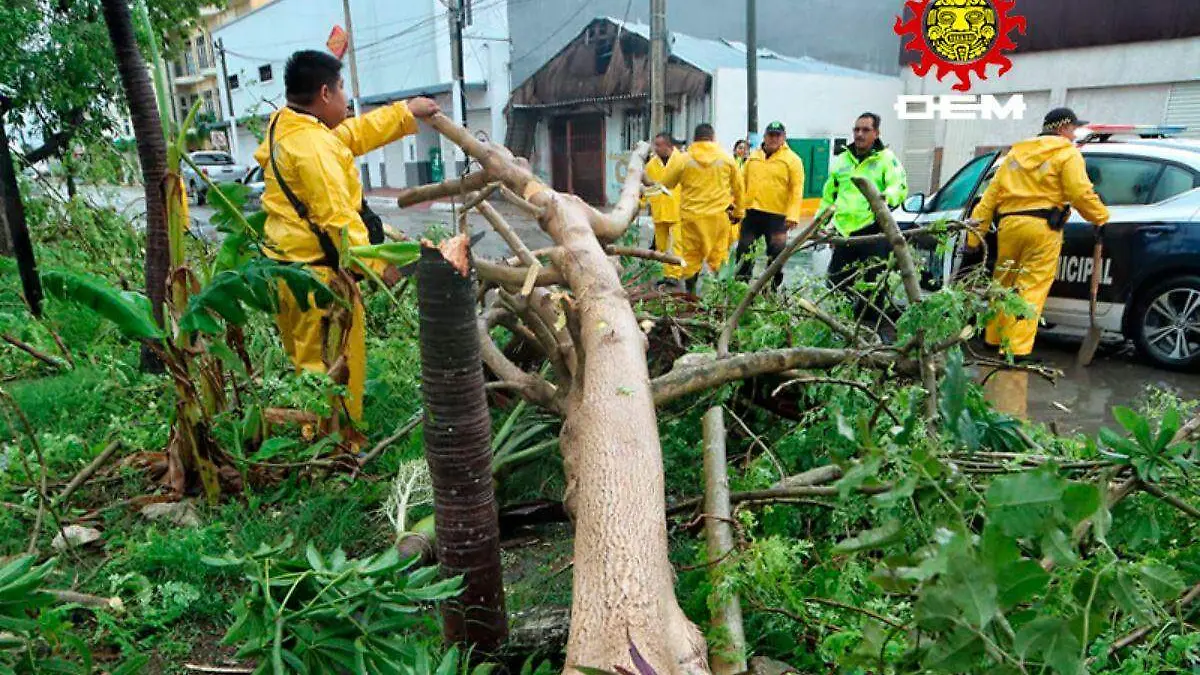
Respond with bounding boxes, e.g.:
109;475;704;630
215;38;239;161
746;0;758;143
341;0;369;186
216;38;235;118
446;0;468;180
649;0;667;138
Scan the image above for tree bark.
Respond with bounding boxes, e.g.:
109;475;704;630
417;239;508;652
0;97;43;315
702;408;747;675
425;113;704;674
100;0;169;372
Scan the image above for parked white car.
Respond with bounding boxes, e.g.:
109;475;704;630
182;151;249;206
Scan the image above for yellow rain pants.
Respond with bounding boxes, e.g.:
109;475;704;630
985;216;1064;357
653;221;684;279
680;211;734;278
276;267;367;422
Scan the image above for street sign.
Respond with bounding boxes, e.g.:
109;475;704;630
327;25;348;59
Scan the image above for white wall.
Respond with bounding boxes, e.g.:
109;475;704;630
902;37;1200;188
712;68;907;156
215;0;512;189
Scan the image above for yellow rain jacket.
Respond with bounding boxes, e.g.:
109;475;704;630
659;141;745;276
970;135;1109;357
643;150;686;279
744;144;805;222
255;102;419;422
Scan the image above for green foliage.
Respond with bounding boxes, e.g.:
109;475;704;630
1099;406;1194;482
203;536;461;674
40;271;162;341
178;258;339;335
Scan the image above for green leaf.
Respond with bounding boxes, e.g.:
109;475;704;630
923;627;984;673
42;271;162;340
997;559;1050;609
832;520;903;555
435;646;460;675
1041;528;1078;567
1113;406;1152;450
986;469;1065;538
349;242;421;267
1153;407;1181;452
914;586;959;631
180;258;338;335
1014;617;1082;675
1097;427;1138;461
251;438;299;463
944;556;999;629
1138;563;1185;600
1062;483;1101;524
1108;569;1151;620
980;525;1020;572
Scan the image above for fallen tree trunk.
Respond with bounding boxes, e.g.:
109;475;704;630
426;112;706;675
702;408;747;675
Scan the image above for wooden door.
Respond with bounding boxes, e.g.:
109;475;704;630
549;114;607;204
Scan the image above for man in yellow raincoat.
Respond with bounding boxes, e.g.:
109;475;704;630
256;50;439;423
969;107;1109;415
737;121;805;290
642;132;685;287
658;123;745;293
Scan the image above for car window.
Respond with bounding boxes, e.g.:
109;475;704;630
1084;156;1163;206
930;153;994;213
194;153;235;166
1149;164;1199;203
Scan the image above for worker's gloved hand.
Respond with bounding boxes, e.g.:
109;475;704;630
382;264;403;288
408;97;441;119
785;220;799;230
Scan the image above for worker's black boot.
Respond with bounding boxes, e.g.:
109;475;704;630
684;275;699;295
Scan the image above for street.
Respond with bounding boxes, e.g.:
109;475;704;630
79;184;1198;437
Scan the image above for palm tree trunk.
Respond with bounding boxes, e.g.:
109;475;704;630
417;240;508;652
100;0;168;372
0;97;42;316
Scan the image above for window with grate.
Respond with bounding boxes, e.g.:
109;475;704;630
258;64;273;82
228;74;239;90
622;109;648;150
196;35;211;69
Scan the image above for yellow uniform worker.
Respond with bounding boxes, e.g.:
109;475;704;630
642;134;686;281
737;122;805;289
256;50;439;423
970;107;1109;358
659;124;745;290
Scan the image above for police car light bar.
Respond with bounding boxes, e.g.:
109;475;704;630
1080;124;1189;142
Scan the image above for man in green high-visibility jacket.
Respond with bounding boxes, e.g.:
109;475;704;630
818;112;908;297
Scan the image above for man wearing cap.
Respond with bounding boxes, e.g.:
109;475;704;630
819;112;908;299
969;107;1109;359
736;121;806;290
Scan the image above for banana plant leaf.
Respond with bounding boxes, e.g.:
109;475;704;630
41;271;163;341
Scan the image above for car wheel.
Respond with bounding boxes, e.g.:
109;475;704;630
1132;275;1200;371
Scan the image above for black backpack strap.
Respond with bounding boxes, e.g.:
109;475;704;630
268;113;341;269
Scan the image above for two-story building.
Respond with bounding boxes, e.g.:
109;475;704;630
214;0;512;190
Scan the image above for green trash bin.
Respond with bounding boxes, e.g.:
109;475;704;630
429;146;444;183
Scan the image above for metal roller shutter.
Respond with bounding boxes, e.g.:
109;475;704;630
1165;82;1200;139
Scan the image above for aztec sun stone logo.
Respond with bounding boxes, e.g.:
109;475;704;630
894;0;1027;92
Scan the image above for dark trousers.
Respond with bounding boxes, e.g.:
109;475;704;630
828;221;894;322
735;209;790;289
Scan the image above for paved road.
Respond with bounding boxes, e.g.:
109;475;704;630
76;184;1197;438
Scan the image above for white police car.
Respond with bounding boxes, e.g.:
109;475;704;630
897;125;1200;371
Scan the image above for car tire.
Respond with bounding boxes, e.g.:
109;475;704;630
1131;275;1200;371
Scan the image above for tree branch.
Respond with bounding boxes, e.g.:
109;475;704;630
20;108;85;165
1140;480;1200;519
476;259;564;288
499;184;546;219
395;171;492;208
718;212;829;357
1107;581;1200;654
851;176;938;423
2;333;69;370
668;483;894;516
53;440;121;508
652;348;917;407
478;200;538;266
479;310;563;414
773;375;902;426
